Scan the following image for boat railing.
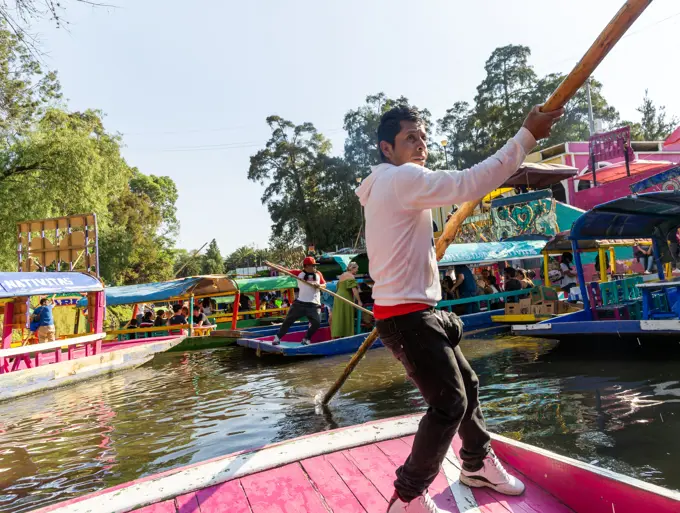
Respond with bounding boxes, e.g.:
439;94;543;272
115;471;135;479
211;306;290;323
0;332;105;374
107;324;214;340
354;289;532;332
436;289;531;311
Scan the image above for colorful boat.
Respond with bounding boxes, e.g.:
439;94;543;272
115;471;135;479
238;326;381;357
0;272;184;401
212;275;323;331
29;414;680;513
513;191;680;350
77;275;241;351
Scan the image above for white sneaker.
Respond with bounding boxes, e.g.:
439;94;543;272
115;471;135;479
460;452;525;495
300;338;310;346
272;335;281;345
386;491;440;513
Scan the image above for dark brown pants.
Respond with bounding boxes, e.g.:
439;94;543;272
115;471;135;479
376;309;491;501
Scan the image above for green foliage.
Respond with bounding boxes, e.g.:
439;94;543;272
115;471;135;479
0;22;61;148
0;25;181;285
174;249;203;278
531;75;619;147
248;115;363;248
202;239;223;275
623;90;679;141
98;179;176;286
342;92;437;173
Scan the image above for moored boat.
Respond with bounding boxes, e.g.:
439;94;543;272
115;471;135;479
29;414;680;513
0;272;185;401
513;191;680;351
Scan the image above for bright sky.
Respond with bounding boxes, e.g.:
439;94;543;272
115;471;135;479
33;0;680;255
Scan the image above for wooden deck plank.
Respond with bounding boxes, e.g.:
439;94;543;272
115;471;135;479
376;438;461;513
301;455;367;513
175;492;201;513
346;444;398;501
195;480;251;513
325;451;388;513
240;463;328;513
449;436;575;513
132;500;177;513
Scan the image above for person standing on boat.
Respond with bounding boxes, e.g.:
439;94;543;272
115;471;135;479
450;264;479;314
273;257;326;346
33;297;56;343
357;104;562;513
560;252;578;294
331;261;362;339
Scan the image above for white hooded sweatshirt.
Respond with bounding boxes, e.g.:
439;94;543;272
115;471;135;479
355;127;536;308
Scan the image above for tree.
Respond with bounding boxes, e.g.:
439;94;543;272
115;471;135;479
1;1;108;36
0;23;61;163
472;45;538;154
531;75;619;146
248;116;334;247
0;108;132;270
130;171;179;236
342;93;437;174
624;90;678;141
174;249;203;278
224;245;256;272
98;187;175;286
266;234;306;269
201;239;223;275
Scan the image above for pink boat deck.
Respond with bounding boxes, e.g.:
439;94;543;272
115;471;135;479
130;435;570;513
34;415;680;513
6;337;174;373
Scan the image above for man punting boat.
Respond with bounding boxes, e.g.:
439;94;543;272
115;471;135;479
356;104;562;512
272;256;327;346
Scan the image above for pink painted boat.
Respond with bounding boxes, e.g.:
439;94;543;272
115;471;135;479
0;272;185;401
30;414;680;513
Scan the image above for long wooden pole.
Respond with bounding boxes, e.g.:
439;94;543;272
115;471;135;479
436;0;653;261
324;0;653;406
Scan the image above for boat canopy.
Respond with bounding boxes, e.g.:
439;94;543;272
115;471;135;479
578;160;674;184
503;162;578;188
570;191;680;242
235;276;297;293
0;272;102;299
438;240;546;267
543;231;652;253
77;275;238;307
318;253;358;271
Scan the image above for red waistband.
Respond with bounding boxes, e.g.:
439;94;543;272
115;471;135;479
372;303;430;320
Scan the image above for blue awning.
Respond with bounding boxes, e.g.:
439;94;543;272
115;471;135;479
0;272;102;299
77;275;238;307
569;191;680;241
438;240;546;267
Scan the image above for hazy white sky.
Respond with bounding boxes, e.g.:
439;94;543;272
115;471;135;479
33;0;680;254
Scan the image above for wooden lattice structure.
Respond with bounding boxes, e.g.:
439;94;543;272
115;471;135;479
17;214;99;275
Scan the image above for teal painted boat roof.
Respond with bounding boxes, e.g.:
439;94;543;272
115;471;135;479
77;275;237;307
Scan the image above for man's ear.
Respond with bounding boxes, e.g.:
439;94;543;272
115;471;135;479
379;140;393;163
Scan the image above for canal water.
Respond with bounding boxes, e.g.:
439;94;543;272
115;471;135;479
1;337;679;512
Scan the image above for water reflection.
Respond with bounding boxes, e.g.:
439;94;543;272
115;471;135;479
0;336;678;512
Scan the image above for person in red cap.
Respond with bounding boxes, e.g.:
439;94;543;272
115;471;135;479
273;256;326;345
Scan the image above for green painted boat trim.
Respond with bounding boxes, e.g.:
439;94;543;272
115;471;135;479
235;276;298;293
168;336;237;352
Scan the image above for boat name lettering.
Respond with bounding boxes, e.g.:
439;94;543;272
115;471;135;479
2;277;74;290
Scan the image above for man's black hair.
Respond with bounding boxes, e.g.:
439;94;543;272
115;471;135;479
39;298;48;305
504;267;516;278
377;106;424;163
173;304;182;313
